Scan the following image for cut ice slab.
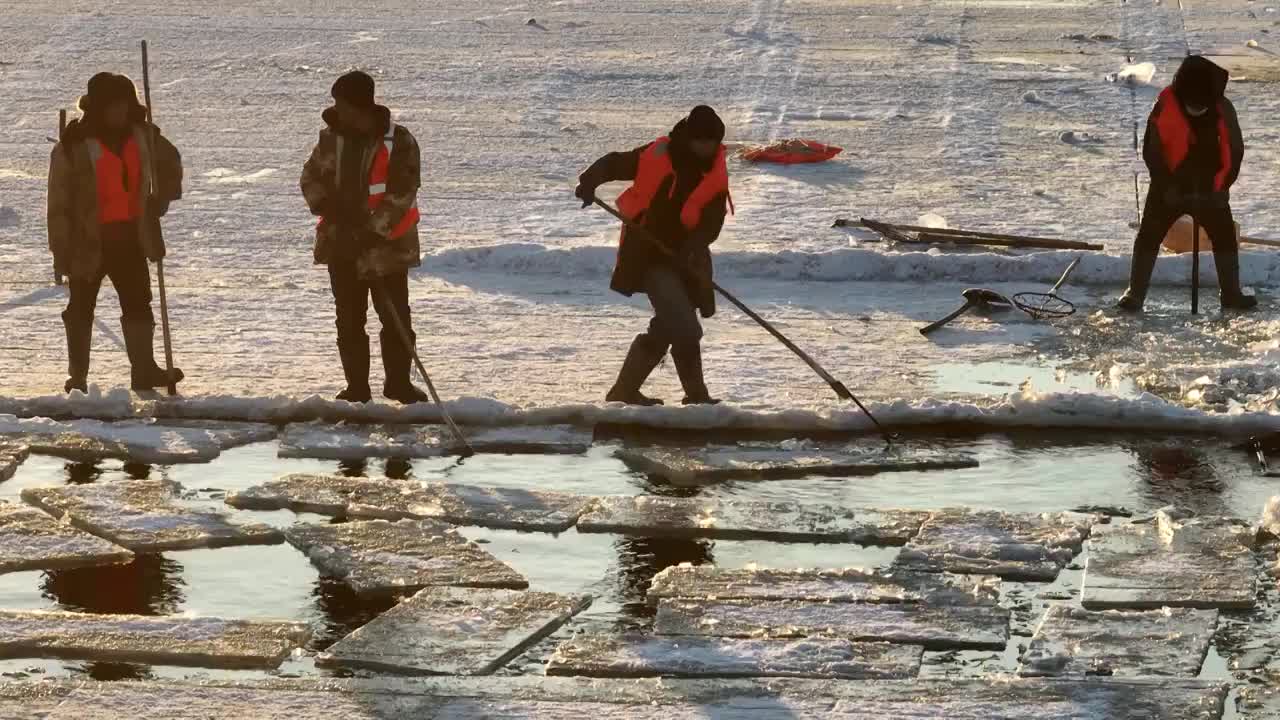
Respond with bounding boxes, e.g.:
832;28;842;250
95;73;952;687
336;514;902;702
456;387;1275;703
654;598;1010;650
318;586;591;675
1262;496;1280;539
1082;511;1258;610
0;416;275;464
616;446;977;484
545;634;923;680
647;565;1000;606
0;609;311;669
22;480;283;552
228;474;593;532
893;509;1097;581
278;423;591;459
21;678;1230;720
0;501;133;573
284;518;527;594
1019;605;1218;678
0;441;28;483
577;495;929;544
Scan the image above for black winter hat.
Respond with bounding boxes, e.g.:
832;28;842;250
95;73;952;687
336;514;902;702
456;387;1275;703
331;71;376;107
685;105;725;143
1172;55;1229;109
78;72;139;113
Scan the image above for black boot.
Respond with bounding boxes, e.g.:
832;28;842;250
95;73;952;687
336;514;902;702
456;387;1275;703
122;320;184;391
605;335;666;406
62;312;91;394
336;332;372;403
1213;242;1259;311
379;327;428;404
671;342;720;406
1116;241;1160;313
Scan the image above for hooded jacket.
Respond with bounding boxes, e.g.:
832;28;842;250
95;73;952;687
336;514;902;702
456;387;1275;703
1143;56;1244;195
300;104;422;276
578;117;730;317
46;94;183;280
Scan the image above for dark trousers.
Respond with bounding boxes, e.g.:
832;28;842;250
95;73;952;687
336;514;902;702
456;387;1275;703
640;266;702;353
1128;186;1242;300
62;225;155;330
328;263;414;389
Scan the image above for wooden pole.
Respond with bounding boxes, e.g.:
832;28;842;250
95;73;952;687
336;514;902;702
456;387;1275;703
141;40;178;395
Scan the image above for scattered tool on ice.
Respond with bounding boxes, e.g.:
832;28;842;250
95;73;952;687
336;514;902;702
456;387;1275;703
843;217;1104;252
736;138;843;164
1013;257;1081;320
919;288;1012;336
594;199;895;447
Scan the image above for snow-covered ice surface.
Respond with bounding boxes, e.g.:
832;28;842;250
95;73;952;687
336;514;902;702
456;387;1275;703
893;510;1098;581
1019;606;1218;678
21;480;283;552
577;495;929;544
283;518;527;594
0;609;311;669
615;444;978;484
654;597;1010;651
0;677;1231;720
230;474;595;532
1081;510;1258;610
0;501;132;573
646;566;1000;607
318;587;592;676
1;0;1279;430
545;634;924;680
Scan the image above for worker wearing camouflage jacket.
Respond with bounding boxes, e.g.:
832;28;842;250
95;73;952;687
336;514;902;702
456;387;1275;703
47;72;184;395
300;71;427;404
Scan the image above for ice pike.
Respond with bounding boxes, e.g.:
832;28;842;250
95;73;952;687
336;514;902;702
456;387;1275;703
22;480;283;552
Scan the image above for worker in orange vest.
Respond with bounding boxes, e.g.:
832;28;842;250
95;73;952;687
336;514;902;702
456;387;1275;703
48;72;185;394
1118;56;1255;312
576;106;732;406
301;71;426;404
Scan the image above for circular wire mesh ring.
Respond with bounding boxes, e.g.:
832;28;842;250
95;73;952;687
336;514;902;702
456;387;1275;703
1012;292;1076;319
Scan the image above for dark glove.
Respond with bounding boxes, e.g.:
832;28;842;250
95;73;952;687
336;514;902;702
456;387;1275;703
574;182;597;208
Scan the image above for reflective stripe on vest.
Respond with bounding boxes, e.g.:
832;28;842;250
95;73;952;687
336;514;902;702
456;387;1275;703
88;138;143;224
615;136;732;235
321;125;420;239
1154;86;1234;192
368;125;420;240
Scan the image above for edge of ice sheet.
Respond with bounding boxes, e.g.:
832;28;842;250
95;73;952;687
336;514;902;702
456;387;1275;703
6;389;1280;438
422;242;1280;289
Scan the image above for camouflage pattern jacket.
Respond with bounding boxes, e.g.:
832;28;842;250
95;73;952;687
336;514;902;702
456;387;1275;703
300;105;421;277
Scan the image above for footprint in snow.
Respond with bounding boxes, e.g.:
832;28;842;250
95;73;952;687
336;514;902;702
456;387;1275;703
1059;131;1102;146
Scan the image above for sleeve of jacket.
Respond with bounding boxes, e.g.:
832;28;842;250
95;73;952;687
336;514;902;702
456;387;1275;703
688;192;729;247
300;130;335;217
578;145;645;188
155;130;183;203
1222;98;1245;190
1142;104;1171;185
46;144;73;274
368;127;420;241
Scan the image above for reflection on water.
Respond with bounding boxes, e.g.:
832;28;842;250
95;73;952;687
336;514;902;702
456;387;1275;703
337;459;368;478
1129;443;1230;517
64;462;101;485
613;536;714;623
308;578;399;652
122;462;152;480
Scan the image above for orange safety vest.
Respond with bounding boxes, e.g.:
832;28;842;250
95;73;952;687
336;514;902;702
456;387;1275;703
322;124;421;239
616;136;733;234
1154;86;1233;192
87;138;143;224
